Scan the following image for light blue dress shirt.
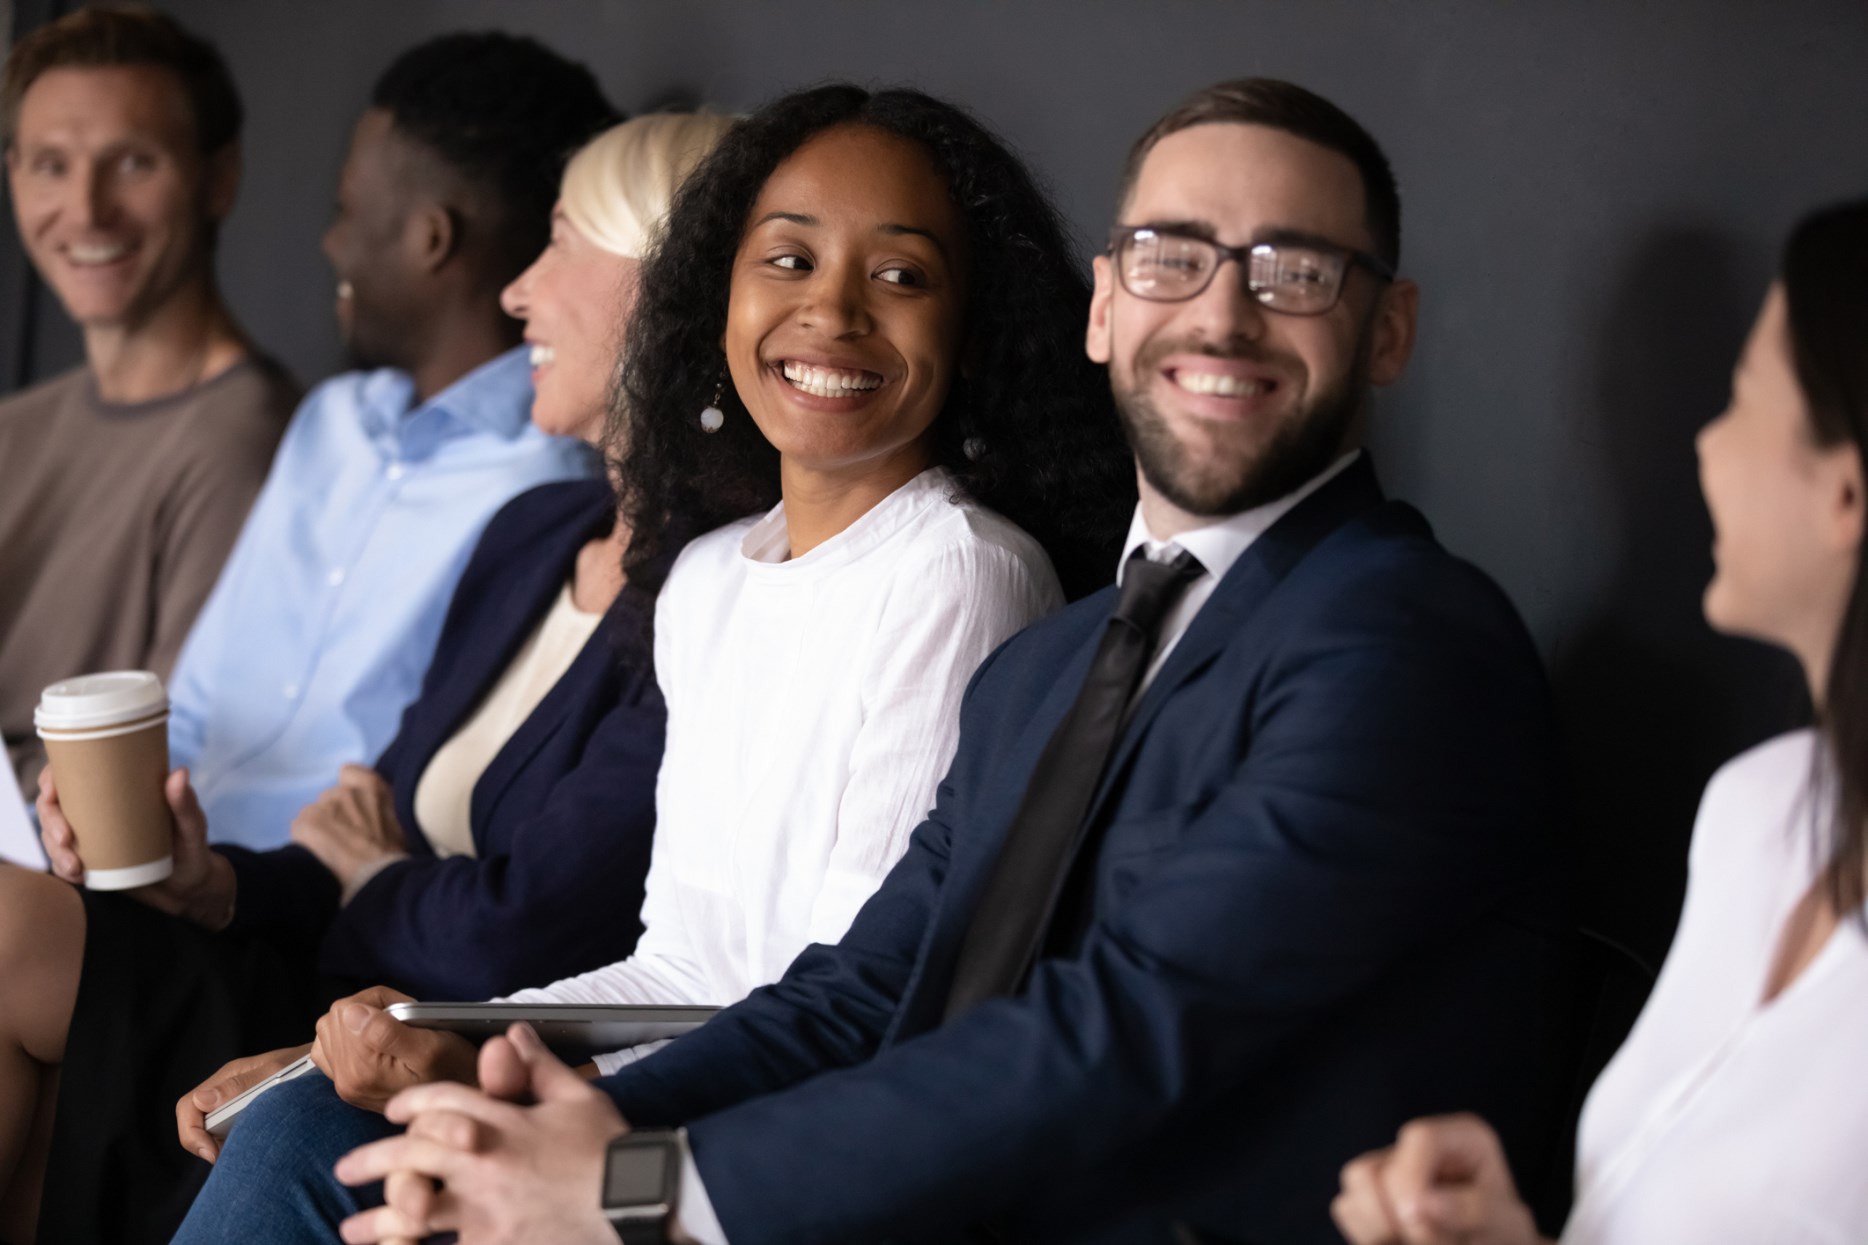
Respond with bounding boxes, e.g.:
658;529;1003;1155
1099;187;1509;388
167;347;598;850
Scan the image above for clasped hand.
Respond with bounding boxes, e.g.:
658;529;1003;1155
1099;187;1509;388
334;1022;636;1245
1331;1113;1550;1245
290;764;407;889
37;764;235;930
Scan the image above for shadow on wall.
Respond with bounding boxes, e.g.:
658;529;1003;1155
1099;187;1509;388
1551;226;1807;978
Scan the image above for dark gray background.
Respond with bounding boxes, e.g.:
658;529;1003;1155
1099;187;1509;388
7;0;1866;968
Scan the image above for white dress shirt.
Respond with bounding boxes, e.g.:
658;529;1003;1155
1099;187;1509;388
1122;451;1358;697
1565;729;1868;1244
503;465;1059;1044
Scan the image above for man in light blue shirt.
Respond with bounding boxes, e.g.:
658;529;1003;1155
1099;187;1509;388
166;34;617;848
168;350;593;848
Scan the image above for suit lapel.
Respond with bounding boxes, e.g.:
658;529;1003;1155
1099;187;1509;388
895;460;1391;1038
421;490;613;837
467;620;602;834
1078;456;1388;832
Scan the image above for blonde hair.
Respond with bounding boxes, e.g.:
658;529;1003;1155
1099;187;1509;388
560;111;738;259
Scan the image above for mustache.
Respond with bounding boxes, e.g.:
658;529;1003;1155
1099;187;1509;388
1133;336;1298;374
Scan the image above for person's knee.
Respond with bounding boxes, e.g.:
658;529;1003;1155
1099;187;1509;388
0;866;78;963
0;866;84;1055
197;1069;400;1240
213;1069;394;1189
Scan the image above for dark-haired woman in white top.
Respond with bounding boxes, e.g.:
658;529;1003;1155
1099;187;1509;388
1333;199;1868;1245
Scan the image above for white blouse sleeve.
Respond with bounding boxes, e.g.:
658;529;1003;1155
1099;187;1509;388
805;538;1062;945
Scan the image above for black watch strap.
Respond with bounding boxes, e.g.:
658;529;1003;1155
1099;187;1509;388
607;1215;670;1245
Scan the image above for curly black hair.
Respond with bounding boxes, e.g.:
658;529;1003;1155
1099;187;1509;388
612;83;1136;614
372;32;620;280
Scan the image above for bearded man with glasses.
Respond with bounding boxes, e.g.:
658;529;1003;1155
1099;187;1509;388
246;79;1570;1245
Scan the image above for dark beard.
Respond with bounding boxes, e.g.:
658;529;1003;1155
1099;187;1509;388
1114;342;1369;518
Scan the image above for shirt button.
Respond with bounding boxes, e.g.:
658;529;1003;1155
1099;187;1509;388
326;568;346;588
282;683;299;700
385;462;406;481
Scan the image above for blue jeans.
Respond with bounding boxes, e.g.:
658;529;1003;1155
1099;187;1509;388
171;1069;401;1245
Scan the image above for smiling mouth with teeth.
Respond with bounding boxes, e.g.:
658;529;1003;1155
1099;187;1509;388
529;344;556;368
781;360;884;399
1172;370;1271;398
66;241;132;266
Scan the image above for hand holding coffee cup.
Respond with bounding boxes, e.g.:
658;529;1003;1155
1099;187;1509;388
37;765;235;928
35;672;237;928
35;671;174;888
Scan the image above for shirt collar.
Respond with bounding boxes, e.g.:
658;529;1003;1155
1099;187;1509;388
739;466;952;570
356;346;535;443
1118;450;1361;586
418;346;535;437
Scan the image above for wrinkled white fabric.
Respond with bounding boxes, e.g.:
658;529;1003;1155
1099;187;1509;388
504;467;1061;1079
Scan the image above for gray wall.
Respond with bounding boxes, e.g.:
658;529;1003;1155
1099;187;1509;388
10;0;1867;966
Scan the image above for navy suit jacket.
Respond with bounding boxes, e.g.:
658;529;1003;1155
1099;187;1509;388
599;458;1569;1244
216;479;665;1000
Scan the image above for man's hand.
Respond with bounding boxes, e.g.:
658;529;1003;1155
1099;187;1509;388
291;765;407;889
176;1042;312;1164
40;766;237;930
310;985;478;1113
335;1023;627;1245
1331;1113;1548;1245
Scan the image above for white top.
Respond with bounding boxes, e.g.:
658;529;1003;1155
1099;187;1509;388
1566;729;1868;1244
411;582;603;859
504;467;1061;1072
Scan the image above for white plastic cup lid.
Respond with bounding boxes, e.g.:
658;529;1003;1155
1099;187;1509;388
35;670;168;733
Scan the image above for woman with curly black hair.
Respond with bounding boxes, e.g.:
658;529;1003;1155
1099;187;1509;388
162;84;1133;1245
498;83;1134;1020
613;82;1135;605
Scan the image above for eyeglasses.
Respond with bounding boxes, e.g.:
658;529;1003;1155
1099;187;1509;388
1107;226;1395;315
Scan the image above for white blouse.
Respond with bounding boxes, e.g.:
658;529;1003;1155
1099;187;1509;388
1566;730;1868;1244
505;467;1061;1070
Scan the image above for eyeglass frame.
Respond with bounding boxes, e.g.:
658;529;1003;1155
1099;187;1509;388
1105;224;1396;315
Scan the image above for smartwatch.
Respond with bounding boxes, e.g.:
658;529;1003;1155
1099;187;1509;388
601;1128;684;1244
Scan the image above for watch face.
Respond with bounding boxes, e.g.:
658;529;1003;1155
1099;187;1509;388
604;1143;671;1206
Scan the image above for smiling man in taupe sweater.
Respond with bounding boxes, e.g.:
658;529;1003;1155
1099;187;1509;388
0;7;298;802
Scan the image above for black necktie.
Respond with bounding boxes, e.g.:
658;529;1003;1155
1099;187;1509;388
943;549;1204;1019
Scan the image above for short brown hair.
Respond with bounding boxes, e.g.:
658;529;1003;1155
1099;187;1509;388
2;4;242;154
1117;78;1402;268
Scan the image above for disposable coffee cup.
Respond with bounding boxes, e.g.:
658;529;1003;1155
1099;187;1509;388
35;671;173;890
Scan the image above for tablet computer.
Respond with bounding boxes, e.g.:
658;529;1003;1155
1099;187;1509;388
204;1053;316;1138
386;1002;718;1057
202;1005;718;1138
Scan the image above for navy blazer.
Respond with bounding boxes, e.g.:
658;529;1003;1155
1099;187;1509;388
216;479;664;1000
597;458;1570;1245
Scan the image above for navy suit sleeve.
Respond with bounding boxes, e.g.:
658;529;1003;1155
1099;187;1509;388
593;642;1015;1127
659;556;1557;1244
310;691;665;999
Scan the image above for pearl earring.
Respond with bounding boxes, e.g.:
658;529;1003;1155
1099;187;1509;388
699;377;726;433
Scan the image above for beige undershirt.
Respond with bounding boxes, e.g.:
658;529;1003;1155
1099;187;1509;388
411;580;603;860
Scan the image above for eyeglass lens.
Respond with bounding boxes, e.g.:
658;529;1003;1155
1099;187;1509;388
1118;232;1348;312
